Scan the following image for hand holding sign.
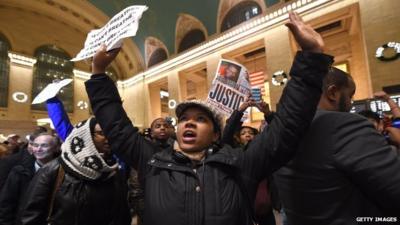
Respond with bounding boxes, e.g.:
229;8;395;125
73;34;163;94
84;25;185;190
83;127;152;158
238;97;256;113
92;44;121;74
256;101;270;115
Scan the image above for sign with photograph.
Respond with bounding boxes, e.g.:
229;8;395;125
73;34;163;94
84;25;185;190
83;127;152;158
207;59;251;117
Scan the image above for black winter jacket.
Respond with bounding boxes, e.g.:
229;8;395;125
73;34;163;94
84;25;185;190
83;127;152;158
85;51;333;225
0;151;35;225
0;147;27;191
275;110;400;225
18;159;131;225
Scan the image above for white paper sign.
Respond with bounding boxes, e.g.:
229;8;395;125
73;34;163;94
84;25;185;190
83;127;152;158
32;79;73;104
206;59;251;117
71;5;148;61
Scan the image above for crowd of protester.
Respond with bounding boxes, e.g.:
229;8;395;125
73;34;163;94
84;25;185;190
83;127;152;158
0;12;399;225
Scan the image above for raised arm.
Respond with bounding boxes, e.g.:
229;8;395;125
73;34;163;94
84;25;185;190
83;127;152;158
221;98;254;146
46;97;73;141
85;45;155;171
241;12;333;180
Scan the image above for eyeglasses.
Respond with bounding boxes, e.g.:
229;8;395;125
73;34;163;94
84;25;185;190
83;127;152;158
32;143;51;148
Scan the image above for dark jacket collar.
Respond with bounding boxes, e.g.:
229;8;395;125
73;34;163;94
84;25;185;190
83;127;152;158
151;144;240;168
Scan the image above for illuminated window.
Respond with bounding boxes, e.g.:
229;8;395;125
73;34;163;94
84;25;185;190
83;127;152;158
178;29;206;53
148;48;168;67
31;45;74;112
0;33;10;107
221;1;262;32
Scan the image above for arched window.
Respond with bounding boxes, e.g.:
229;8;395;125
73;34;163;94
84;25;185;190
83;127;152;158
0;33;10;107
32;45;74;112
221;1;262;32
148;48;168;67
178;29;206;53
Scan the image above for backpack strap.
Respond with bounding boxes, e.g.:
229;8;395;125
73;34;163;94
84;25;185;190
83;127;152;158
47;165;65;223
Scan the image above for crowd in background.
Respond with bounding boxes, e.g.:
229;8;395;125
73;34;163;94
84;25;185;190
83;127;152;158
0;12;399;225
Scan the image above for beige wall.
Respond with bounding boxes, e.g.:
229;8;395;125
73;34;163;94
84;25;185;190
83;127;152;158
71;78;91;124
359;0;400;93
168;72;182;117
120;79;147;129
0;64;36;136
264;25;293;111
7;64;33;120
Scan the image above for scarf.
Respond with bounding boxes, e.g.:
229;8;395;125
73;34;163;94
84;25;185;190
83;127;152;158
61;118;118;180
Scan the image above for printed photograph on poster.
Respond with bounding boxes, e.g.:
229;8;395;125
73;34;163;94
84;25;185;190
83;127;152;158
215;59;251;92
207;59;251;117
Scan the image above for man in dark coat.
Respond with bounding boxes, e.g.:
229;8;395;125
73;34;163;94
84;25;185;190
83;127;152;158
275;67;400;224
18;119;131;225
85;12;331;225
0;133;60;225
0;127;47;191
0;147;25;191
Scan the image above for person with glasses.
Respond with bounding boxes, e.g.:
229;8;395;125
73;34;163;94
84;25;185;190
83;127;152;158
0;133;60;225
19;118;131;225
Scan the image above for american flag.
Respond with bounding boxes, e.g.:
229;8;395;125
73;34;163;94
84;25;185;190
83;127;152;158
249;71;265;96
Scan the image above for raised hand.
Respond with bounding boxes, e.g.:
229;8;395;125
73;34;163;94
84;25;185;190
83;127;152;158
239;97;256;112
286;11;324;53
256;101;271;115
92;44;121;74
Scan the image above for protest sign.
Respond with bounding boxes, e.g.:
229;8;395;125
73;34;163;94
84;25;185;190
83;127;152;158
206;59;251;117
71;5;148;61
32;79;73;104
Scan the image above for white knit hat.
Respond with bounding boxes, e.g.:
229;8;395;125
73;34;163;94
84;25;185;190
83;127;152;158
61;118;118;180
